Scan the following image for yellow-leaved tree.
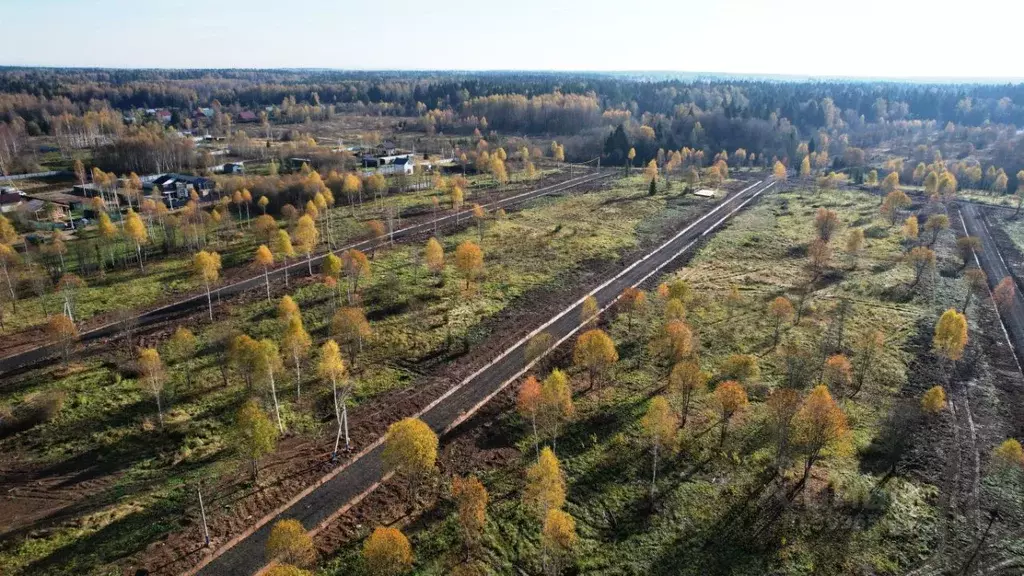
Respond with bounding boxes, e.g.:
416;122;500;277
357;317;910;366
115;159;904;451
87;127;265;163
192;250;222;320
933;308;968;363
382;417;439;488
293;214;319;275
539;369;574;450
362;526;412;576
921;385;946;415
273;229;296;288
542;508;577;574
641;395;678;499
234;398;277;481
524;446;565;519
424;237;444;276
318;340;350;458
124;209;148;271
266;518;315;567
254;245;274;300
773;161;788;181
138;347;166;427
254;339;285;433
573;329;618;391
282;315;312;400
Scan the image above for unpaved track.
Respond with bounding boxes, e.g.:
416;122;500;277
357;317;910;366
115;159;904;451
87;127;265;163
185;180;777;575
959;203;1024;367
0;170;608;375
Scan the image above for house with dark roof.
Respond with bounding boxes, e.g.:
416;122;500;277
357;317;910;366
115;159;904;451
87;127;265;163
0;191;25;214
237;111;258;123
144;173;215;207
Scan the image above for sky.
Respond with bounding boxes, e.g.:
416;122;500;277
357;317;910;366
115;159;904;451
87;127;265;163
3;0;1024;80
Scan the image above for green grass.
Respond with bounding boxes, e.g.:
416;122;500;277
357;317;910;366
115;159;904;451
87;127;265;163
3;171;557;336
0;175;708;575
319;188;979;576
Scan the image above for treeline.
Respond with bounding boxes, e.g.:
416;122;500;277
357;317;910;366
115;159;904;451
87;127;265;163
4;68;1024;128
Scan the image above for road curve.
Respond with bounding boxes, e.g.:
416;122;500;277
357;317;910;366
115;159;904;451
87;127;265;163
0;171;609;375
186;179;776;576
958;203;1024;370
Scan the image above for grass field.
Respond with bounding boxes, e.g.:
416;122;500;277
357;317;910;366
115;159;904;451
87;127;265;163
0;175;716;575
315;187;1007;576
0;170;557;338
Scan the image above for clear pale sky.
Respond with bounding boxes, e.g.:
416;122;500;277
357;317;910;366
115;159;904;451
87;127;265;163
3;0;1023;80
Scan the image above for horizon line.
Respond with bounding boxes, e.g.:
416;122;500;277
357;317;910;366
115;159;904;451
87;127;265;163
2;65;1023;85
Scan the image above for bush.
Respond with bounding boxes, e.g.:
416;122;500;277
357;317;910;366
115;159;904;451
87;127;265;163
864;226;890;239
0;390;66;438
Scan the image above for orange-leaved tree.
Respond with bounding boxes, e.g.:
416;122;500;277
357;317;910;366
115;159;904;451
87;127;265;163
713;380;748;446
669;359;707;428
793;385;849;486
768;296;795;347
650;319;693;365
454;241;484;289
452;474;488;549
341;248;371;305
332;306;371;367
993;276;1015;312
907;246;936;289
814;208;840;243
822;354;853;399
517;375;543;459
48;314;78;366
619;287;647;333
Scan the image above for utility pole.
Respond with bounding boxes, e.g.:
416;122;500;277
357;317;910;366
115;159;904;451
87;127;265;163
198;483;211;547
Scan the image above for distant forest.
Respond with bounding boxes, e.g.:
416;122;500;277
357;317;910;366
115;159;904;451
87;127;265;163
3;68;1023;128
3;68;1024;187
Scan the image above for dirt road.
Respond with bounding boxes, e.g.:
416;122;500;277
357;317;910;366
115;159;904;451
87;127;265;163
186;179;777;575
958;203;1024;369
